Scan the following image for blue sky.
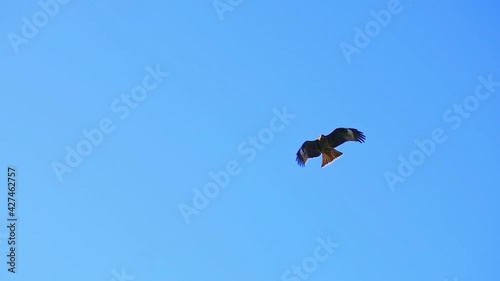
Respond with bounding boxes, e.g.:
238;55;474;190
0;0;499;280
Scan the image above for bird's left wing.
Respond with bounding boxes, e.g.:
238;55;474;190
326;128;366;147
296;140;321;167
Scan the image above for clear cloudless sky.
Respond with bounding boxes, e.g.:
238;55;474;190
0;0;499;280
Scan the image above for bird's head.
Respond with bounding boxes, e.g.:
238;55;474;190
318;134;326;140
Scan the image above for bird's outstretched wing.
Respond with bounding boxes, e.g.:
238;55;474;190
296;140;321;167
326;128;366;148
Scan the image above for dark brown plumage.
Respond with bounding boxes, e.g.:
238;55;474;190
296;128;366;168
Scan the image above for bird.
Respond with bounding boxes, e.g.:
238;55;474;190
296;128;366;168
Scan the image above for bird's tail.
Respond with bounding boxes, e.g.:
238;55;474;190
321;147;343;168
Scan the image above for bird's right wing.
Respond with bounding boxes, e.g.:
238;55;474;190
326;128;366;147
296;140;321;167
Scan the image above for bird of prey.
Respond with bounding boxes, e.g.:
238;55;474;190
296;128;366;168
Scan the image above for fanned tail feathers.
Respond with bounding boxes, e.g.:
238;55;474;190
321;148;343;168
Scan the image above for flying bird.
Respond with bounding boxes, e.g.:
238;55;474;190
296;128;366;168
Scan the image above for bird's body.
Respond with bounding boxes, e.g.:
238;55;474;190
318;135;329;150
296;128;365;168
316;134;344;167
